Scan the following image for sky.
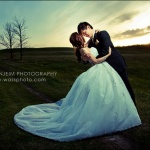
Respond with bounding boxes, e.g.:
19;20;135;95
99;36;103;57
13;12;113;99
0;0;150;48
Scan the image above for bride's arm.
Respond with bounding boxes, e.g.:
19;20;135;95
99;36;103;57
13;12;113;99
83;47;111;64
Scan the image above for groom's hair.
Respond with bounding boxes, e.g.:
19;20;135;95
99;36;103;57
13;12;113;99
78;22;93;34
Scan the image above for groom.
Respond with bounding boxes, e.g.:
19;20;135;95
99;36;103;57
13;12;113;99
77;22;136;105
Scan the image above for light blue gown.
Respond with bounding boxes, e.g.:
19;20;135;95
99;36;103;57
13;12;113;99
14;47;141;142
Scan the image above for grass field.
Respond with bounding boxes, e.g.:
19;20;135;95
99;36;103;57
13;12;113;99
0;46;150;150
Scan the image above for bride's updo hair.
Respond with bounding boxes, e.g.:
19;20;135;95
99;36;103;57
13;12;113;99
69;32;85;62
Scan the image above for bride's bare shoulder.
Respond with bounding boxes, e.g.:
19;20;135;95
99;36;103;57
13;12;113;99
80;47;90;54
80;47;90;61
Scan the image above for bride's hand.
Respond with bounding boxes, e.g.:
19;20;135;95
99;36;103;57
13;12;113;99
95;29;100;33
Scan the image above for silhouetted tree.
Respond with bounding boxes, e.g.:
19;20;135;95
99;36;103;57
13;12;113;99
13;17;28;60
0;22;15;59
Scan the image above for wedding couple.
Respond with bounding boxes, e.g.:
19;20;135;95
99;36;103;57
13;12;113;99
14;22;141;142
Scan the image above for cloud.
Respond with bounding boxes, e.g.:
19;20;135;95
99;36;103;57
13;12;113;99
110;11;139;25
112;25;150;39
116;11;138;22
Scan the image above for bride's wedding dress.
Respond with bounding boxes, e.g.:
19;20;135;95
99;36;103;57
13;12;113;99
14;47;141;142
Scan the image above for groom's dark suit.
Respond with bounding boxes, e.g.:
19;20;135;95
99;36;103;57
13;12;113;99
88;30;136;105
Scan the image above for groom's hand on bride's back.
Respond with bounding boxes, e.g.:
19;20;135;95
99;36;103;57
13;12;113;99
108;47;112;55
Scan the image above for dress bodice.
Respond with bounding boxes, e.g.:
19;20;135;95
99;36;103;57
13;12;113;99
88;47;99;64
89;47;99;58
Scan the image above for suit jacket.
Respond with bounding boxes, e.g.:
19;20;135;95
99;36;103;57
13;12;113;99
88;30;127;74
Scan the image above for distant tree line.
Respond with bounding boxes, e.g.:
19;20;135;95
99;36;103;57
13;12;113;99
0;16;28;60
117;44;150;50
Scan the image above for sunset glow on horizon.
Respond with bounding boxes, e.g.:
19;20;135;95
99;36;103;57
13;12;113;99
0;1;150;49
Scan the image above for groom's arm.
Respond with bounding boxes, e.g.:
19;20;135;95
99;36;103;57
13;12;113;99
97;30;113;56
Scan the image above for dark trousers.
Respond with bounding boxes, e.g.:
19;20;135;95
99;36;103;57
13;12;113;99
118;70;136;105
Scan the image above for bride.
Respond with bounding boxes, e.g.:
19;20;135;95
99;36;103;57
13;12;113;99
14;32;141;142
